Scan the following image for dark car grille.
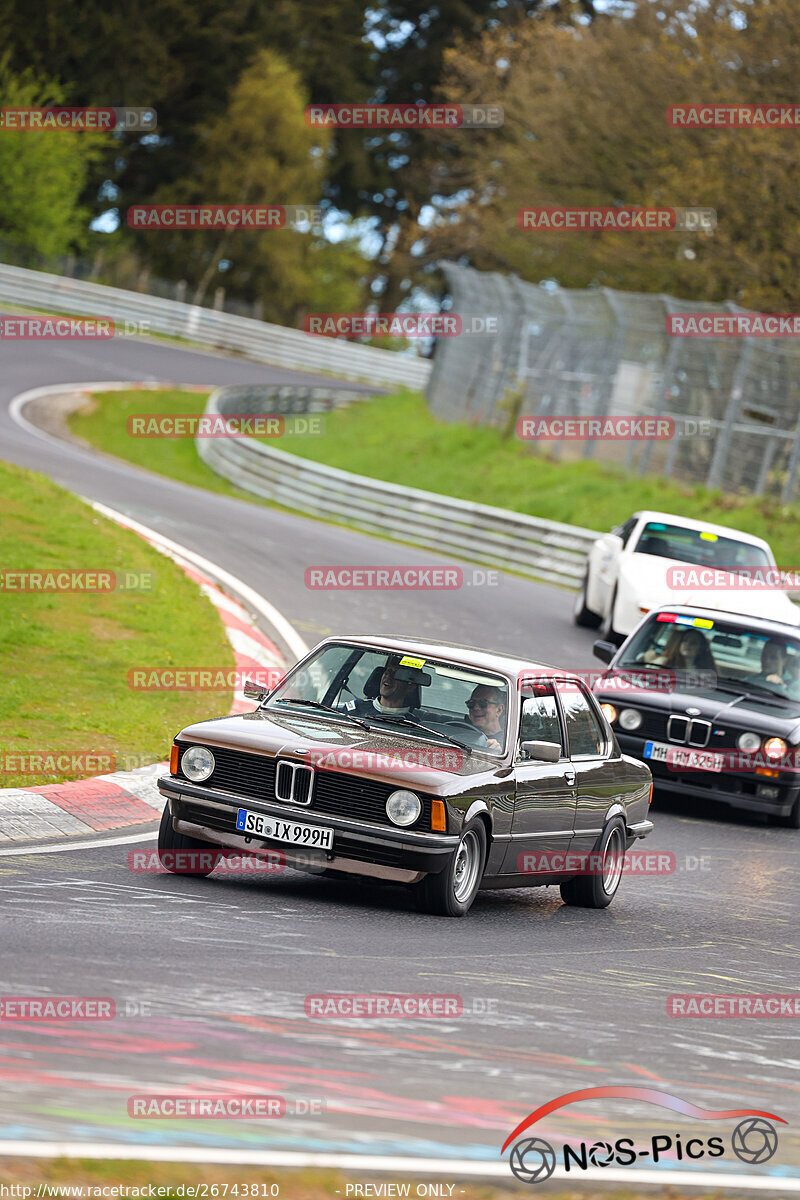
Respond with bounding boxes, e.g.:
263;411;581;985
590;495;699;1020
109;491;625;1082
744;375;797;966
176;745;430;829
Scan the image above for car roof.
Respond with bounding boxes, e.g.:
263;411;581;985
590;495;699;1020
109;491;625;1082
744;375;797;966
645;604;800;638
630;511;771;550
314;633;571;681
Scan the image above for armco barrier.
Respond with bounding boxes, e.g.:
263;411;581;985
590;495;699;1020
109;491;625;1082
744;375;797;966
197;386;600;587
0;263;431;389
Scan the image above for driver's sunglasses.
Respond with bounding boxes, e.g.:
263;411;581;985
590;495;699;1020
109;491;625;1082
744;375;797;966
466;698;492;709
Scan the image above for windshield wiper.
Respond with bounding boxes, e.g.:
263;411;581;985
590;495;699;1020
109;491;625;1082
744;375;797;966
271;698;372;729
363;712;478;752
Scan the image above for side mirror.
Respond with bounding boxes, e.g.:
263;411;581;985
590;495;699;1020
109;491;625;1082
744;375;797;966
521;740;561;763
244;679;272;701
593;640;616;664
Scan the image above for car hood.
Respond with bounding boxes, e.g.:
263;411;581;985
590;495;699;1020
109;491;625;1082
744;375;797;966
175;707;506;794
594;668;800;738
620;556;800;624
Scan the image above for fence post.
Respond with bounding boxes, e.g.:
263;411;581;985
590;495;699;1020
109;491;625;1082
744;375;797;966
706;339;754;490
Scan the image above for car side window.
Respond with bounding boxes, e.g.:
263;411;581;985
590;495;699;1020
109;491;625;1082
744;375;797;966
556;683;607;758
518;689;563;756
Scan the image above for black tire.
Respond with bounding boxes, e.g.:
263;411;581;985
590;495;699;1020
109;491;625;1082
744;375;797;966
780;795;800;828
600;585;622;644
573;571;602;629
157;802;221;876
416;819;487;917
560;819;626;909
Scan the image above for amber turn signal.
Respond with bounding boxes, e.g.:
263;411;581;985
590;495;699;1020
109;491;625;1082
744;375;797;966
431;799;447;831
170;743;179;775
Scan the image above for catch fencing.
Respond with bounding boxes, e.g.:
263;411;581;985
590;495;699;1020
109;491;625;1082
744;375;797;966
427;263;800;502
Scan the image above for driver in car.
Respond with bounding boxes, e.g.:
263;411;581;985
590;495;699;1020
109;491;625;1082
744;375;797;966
465;685;507;751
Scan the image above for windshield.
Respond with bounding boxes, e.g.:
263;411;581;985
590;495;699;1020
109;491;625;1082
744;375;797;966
268;644;510;754
619;613;800;701
633;522;770;571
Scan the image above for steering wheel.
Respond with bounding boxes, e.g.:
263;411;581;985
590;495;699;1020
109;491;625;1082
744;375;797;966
443;721;489;748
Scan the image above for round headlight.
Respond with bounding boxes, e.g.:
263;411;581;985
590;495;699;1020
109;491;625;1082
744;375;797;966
181;745;215;782
737;731;762;753
386;789;421;827
600;703;618;725
763;737;788;761
619;708;642;731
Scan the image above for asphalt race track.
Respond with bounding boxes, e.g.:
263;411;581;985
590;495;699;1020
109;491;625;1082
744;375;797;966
1;335;798;1185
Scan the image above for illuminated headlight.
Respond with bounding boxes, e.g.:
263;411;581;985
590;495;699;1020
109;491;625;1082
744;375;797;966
763;737;788;761
386;789;421;827
737;731;762;753
619;708;642;731
600;703;618;725
181;745;215;782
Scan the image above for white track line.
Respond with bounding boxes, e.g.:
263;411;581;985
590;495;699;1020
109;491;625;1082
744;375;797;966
8;382;308;660
91;501;308;661
0;1144;795;1190
0;831;158;857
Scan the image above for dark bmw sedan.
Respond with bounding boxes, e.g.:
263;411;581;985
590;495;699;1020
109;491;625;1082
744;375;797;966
157;635;653;916
592;606;800;826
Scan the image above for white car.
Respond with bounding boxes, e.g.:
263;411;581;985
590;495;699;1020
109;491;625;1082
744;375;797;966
574;510;799;640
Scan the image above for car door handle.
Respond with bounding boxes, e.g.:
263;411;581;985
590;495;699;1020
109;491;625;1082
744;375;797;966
564;768;576;786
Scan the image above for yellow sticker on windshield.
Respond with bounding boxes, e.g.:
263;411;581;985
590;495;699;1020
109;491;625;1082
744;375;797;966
699;532;718;541
399;656;425;669
693;617;714;629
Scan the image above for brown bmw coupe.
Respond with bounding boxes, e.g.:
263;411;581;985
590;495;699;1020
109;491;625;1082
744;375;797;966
157;635;653;916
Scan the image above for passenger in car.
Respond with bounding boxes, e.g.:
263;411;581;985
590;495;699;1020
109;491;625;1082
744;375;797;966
753;639;790;694
465;685;507;751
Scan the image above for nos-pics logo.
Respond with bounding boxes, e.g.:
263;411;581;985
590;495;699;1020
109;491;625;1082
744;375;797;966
502;1086;784;1184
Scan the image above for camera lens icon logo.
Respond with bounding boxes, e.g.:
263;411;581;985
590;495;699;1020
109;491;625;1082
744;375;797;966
509;1137;556;1184
731;1118;778;1165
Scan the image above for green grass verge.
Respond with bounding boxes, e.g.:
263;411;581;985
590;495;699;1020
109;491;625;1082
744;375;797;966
0;459;234;788
69;387;800;566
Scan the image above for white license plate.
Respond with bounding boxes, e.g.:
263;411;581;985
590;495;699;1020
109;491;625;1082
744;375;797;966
235;807;333;849
644;740;724;772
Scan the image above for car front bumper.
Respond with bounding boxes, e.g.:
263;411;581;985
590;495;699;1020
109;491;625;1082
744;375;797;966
158;776;458;883
615;734;799;818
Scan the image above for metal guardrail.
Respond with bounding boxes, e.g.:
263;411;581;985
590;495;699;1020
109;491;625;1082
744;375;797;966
197;386;599;587
0;263;432;389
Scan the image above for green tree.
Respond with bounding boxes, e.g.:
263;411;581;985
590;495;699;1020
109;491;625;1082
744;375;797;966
0;61;106;258
422;0;800;310
137;49;371;322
